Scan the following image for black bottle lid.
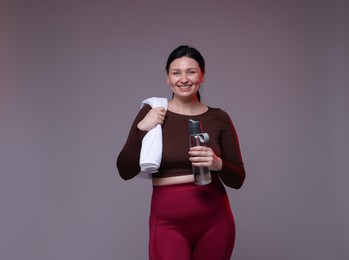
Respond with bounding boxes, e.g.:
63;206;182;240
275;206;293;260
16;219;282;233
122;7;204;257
189;119;202;135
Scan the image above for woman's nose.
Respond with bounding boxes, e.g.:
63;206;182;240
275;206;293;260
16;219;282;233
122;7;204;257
180;73;188;83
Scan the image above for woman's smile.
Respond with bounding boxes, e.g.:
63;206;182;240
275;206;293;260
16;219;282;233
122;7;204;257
167;56;204;99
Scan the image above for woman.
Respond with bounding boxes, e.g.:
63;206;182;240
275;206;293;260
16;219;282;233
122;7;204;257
117;45;245;260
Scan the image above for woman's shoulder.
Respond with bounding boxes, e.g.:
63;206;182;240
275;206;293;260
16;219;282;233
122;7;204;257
207;106;230;118
132;104;152;122
205;107;235;126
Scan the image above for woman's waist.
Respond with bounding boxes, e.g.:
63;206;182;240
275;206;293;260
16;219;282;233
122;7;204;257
151;167;192;180
150;176;228;215
152;174;194;186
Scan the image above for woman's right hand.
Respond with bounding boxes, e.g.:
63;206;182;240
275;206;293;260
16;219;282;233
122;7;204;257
137;107;167;131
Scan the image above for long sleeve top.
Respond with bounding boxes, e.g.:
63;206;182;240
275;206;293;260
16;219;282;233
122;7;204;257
117;105;245;189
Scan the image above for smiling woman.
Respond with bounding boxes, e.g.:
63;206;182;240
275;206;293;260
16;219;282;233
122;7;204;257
167;56;204;103
166;45;205;103
117;45;246;260
166;56;206;115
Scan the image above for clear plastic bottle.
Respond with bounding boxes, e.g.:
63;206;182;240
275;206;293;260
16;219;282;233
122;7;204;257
188;119;211;185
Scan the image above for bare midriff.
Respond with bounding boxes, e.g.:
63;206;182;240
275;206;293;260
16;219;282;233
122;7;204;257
152;175;194;186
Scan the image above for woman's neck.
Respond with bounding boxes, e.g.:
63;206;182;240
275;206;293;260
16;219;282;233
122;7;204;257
168;98;207;116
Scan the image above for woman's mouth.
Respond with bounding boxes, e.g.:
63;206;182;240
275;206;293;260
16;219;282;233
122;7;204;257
178;85;191;89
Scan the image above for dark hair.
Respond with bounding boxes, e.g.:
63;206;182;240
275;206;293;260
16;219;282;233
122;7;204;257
166;45;205;101
166;45;205;74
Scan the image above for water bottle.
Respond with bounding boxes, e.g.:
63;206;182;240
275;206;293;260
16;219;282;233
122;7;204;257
188;119;211;185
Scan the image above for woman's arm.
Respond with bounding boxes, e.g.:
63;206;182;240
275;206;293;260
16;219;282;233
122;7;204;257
188;109;245;189
216;110;246;189
116;106;151;180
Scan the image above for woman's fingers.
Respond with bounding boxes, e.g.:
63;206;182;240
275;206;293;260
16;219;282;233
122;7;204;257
188;146;222;171
153;107;167;124
189;146;213;162
137;107;167;131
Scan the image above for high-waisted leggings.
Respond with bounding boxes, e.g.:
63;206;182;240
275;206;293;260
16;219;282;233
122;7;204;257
149;177;235;260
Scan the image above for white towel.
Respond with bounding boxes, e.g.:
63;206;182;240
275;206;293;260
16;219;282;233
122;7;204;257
138;97;168;179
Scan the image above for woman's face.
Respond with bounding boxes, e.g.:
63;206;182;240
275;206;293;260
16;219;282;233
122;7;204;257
167;56;204;100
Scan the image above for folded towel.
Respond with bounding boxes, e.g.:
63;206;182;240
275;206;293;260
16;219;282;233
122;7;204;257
138;97;168;179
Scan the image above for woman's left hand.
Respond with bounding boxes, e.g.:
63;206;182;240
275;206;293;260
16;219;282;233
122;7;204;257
188;146;223;171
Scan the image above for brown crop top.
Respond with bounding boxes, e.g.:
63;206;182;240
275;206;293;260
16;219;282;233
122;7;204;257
117;105;245;189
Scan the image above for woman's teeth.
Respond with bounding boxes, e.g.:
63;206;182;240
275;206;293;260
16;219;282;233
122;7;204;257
179;85;190;88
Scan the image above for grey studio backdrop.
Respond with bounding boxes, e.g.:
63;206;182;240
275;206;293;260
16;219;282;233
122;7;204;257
1;0;348;259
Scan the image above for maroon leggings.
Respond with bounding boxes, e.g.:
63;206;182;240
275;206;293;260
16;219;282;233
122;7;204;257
149;177;235;260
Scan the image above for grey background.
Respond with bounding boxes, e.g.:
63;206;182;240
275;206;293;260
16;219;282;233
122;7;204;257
1;0;348;259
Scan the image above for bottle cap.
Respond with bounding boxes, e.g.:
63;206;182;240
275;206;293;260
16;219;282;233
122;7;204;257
189;119;202;135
